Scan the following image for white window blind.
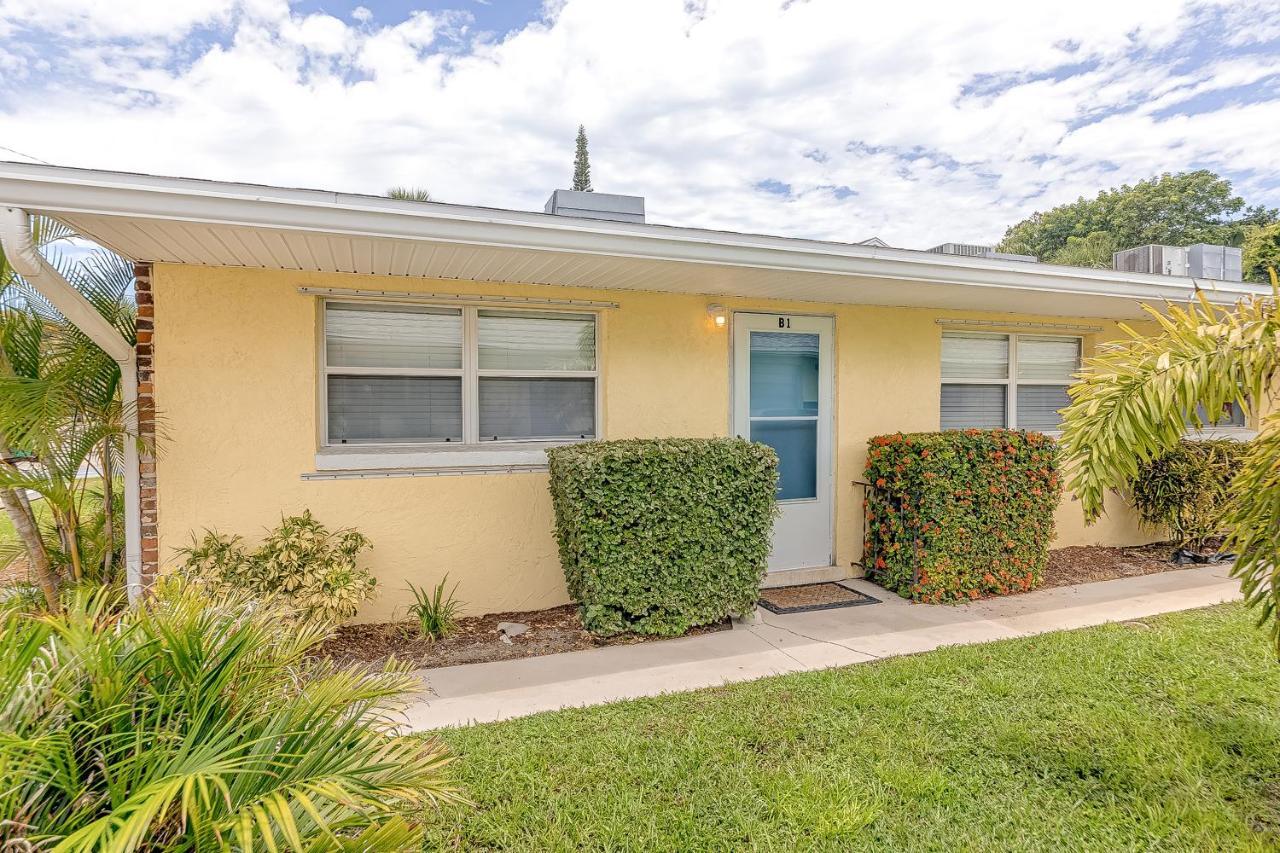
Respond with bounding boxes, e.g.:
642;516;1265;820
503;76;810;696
323;301;598;446
940;332;1081;431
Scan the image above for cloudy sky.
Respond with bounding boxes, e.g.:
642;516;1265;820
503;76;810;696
0;0;1277;249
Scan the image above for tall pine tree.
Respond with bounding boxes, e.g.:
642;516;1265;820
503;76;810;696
572;125;592;192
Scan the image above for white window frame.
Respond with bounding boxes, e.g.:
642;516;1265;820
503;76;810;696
317;298;602;470
941;331;1082;432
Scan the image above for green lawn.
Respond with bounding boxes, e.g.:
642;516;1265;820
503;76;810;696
424;603;1280;851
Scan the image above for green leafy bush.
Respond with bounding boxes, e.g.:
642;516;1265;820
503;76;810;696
547;438;778;636
0;580;458;850
863;430;1062;603
178;509;375;623
1130;439;1249;549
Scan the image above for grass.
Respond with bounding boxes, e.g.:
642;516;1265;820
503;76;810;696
424;603;1280;851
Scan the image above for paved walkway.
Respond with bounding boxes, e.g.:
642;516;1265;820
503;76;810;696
401;564;1241;731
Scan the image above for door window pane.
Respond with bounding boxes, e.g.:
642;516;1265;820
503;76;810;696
325;303;462;369
942;332;1008;380
1017;336;1080;381
479;377;595;440
749;332;819;417
941;384;1006;429
1016;385;1071;431
478;310;595;371
327;375;462;443
752;419;817;500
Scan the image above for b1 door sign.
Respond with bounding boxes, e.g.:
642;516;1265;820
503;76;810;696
777;317;791;328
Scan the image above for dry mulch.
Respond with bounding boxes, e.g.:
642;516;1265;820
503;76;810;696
313;604;730;671
1041;542;1214;589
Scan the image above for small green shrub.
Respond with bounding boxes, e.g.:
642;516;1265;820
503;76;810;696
407;574;464;640
178;509;375;623
0;580;458;848
547;437;778;637
863;430;1062;603
1130;439;1250;549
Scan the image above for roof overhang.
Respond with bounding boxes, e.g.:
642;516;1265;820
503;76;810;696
0;161;1270;320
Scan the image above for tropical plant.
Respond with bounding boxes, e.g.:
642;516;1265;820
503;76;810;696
1129;440;1249;551
1058;273;1280;650
1047;230;1119;269
405;574;463;640
178;509;376;623
387;186;433;202
0;579;459;849
0;223;136;609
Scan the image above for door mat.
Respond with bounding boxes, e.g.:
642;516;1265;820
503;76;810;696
758;582;881;614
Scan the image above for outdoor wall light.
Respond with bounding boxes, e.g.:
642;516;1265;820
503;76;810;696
707;304;728;328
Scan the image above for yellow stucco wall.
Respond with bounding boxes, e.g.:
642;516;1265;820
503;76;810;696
152;263;1164;621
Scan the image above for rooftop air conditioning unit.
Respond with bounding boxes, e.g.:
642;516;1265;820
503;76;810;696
1186;243;1243;282
544;189;645;223
927;243;1037;263
1112;245;1189;277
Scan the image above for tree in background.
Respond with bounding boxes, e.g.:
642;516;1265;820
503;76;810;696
1057;275;1280;651
1243;221;1280;283
998;171;1277;267
1048;230;1119;269
387;186;432;202
572;124;593;192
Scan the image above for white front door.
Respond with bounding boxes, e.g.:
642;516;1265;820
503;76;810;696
732;313;834;571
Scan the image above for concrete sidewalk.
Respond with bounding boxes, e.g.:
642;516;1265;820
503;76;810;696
401;564;1241;731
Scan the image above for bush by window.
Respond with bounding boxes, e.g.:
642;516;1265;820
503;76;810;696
863;430;1062;602
1130;439;1250;550
547;438;778;636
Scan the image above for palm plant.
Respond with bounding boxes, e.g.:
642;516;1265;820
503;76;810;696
0;229;135;608
0;580;459;849
1058;271;1280;649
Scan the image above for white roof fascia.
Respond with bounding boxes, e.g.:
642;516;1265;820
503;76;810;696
0;161;1270;307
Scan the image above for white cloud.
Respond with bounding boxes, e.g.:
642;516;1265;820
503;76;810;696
0;0;1276;249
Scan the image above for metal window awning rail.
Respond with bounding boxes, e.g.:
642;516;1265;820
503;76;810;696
935;318;1103;333
298;286;619;309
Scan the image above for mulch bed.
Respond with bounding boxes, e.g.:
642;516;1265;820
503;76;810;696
1041;542;1218;589
312;604;730;671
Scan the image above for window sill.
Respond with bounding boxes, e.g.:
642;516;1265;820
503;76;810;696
314;440;584;472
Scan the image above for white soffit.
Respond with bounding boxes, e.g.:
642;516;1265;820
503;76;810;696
1;161;1270;320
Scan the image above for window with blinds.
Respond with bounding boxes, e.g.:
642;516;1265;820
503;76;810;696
940;332;1080;431
323;301;598;445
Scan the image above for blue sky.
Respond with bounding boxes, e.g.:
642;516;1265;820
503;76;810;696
0;0;1277;248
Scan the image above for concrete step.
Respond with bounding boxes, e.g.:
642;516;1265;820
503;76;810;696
762;565;848;589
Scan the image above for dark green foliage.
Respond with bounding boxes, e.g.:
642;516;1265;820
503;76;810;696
572;124;592;192
1242;221;1280;283
997;170;1277;262
1131;440;1249;549
863;430;1061;602
547;438;778;636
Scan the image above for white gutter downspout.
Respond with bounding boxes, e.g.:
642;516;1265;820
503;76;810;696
0;206;143;603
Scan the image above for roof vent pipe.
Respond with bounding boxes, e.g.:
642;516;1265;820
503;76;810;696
0;206;142;603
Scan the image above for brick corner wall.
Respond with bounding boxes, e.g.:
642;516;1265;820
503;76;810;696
134;262;159;588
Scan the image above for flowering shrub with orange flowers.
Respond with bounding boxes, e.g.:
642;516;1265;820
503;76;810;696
862;429;1062;603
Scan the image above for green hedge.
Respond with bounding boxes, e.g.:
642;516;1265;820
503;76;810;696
1131;439;1249;550
547;438;778;636
863;430;1062;603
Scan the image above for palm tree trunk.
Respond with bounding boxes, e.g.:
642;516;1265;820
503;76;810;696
0;485;57;609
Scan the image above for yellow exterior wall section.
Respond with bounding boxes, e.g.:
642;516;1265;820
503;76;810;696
153;263;1163;621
